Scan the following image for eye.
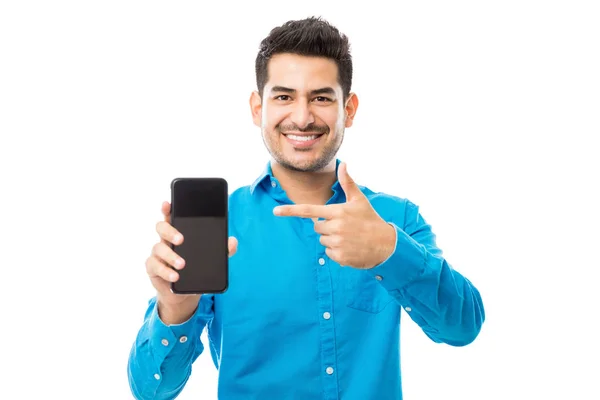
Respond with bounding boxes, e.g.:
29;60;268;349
313;96;332;102
275;95;291;101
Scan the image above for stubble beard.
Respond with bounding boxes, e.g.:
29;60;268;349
261;127;344;173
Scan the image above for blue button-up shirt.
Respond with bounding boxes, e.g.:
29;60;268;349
127;159;485;399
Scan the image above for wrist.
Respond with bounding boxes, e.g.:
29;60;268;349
371;222;397;268
157;296;199;325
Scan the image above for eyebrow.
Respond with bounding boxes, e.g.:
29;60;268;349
270;86;336;96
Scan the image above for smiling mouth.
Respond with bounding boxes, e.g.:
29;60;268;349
283;133;324;142
281;132;325;148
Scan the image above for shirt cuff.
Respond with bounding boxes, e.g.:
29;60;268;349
366;222;426;293
145;299;201;361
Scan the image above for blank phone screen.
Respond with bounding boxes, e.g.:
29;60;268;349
170;178;228;294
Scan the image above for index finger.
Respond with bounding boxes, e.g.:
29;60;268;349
156;220;183;245
273;204;338;219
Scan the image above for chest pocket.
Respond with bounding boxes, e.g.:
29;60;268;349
342;267;394;313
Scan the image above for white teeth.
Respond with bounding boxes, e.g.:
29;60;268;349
287;134;319;141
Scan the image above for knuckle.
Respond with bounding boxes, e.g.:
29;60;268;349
325;247;337;260
152;242;164;256
332;221;343;233
313;221;323;233
158;266;170;280
146;256;159;275
157;221;174;239
332;236;343;247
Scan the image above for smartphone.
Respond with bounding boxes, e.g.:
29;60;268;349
169;177;229;294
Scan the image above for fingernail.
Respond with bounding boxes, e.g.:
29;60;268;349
175;258;184;269
173;234;183;243
273;207;281;215
170;272;178;281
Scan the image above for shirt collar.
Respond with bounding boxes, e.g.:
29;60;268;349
249;161;273;195
249;159;343;200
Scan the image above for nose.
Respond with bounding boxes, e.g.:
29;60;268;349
289;100;315;130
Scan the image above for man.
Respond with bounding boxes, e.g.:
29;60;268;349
127;16;485;400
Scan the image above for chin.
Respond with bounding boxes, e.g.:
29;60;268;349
278;153;334;173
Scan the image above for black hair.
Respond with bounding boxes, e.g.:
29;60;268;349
255;16;353;101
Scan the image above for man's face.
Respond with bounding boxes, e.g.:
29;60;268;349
251;53;357;172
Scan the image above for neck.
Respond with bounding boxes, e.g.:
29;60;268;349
271;159;338;205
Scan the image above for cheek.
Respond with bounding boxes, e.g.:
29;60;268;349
318;107;344;132
263;108;288;131
335;103;346;131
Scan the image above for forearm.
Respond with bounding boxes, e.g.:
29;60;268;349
369;204;485;346
127;297;209;399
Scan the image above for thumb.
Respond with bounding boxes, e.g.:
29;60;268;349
228;236;238;257
338;162;363;201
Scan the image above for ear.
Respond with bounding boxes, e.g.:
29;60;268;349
250;91;263;128
343;92;359;128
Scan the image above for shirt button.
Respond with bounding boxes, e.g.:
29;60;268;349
375;275;383;281
154;373;160;380
323;312;331;320
161;339;169;346
271;181;277;188
405;307;412;312
318;258;325;266
326;367;334;375
179;336;188;343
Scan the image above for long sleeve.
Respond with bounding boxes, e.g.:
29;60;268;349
127;294;214;399
368;201;485;346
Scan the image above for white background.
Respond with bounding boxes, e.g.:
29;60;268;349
1;1;598;399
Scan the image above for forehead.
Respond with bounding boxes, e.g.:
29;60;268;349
266;53;340;92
